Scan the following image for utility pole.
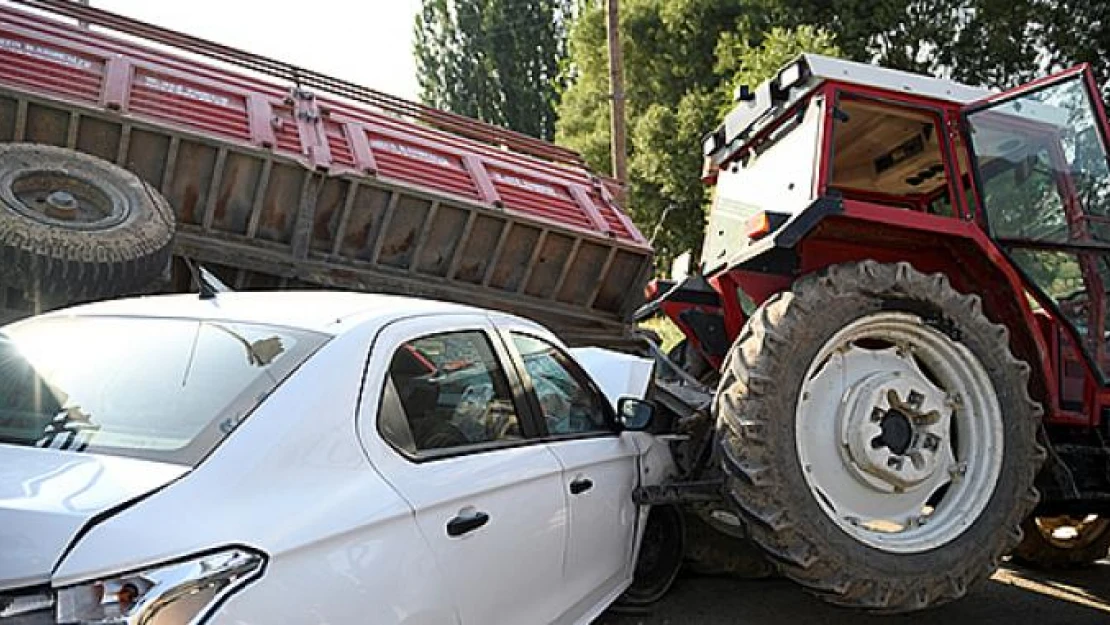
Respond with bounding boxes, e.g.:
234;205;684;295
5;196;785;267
605;0;628;195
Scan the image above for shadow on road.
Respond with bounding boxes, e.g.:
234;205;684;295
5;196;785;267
600;560;1110;624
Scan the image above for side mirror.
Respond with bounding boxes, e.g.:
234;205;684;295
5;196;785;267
617;397;655;431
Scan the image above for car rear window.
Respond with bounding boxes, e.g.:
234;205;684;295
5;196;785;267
0;316;328;465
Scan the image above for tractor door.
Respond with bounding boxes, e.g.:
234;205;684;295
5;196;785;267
963;67;1110;397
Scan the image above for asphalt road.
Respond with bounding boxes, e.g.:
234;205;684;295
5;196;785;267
599;559;1110;625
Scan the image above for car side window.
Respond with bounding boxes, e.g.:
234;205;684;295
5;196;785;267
380;331;523;457
510;334;612;436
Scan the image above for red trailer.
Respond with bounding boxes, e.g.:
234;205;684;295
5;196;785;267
0;0;652;348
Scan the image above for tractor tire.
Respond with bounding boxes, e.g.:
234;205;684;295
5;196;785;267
0;144;175;303
1012;515;1110;569
716;260;1044;612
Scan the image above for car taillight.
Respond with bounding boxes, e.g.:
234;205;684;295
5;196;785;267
55;548;265;624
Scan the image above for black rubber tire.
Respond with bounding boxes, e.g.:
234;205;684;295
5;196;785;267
614;505;685;608
1012;515;1110;569
682;508;776;578
716;260;1044;612
0;144;175;302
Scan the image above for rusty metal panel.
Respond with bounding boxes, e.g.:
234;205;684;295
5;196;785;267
74;115;121;163
593;250;648;312
453;214;508;285
523;232;576;298
0;96;16;141
377;195;433;269
415;204;469;277
208;152;263;236
308;177;353;254
488;224;542;291
124;128;171;189
166;139;218;226
334;185;392;260
254;163;303;245
556;242;611;305
23;102;68;146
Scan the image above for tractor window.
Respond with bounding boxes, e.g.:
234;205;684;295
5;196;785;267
966;73;1110;380
830;98;954;215
702;96;824;269
967;74;1110;245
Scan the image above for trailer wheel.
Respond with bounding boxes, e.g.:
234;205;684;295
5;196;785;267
0;144;175;303
1012;515;1110;569
716;260;1043;612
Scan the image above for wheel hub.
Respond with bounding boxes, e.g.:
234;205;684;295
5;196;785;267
839;368;951;492
875;408;913;455
796;313;1003;553
43;190;78;220
5;169;128;230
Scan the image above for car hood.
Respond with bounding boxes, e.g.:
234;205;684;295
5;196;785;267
0;445;187;590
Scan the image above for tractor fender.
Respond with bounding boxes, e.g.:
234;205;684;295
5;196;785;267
716;195;1059;416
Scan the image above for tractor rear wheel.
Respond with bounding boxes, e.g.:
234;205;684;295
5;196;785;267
1012;515;1110;569
716;261;1044;612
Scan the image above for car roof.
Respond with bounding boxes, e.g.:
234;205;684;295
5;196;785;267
32;291;503;335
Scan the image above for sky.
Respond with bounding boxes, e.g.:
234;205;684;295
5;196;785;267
93;0;422;100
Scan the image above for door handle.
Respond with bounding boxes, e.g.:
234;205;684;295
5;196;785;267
447;510;490;537
570;477;594;495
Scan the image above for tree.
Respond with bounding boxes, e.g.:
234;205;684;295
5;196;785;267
557;1;840;265
779;1;1110;98
413;0;573;141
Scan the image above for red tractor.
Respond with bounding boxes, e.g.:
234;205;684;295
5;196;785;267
643;55;1110;612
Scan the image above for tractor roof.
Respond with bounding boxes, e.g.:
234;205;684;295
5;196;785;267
704;54;992;168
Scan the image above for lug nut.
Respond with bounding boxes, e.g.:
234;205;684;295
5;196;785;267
907;390;925;408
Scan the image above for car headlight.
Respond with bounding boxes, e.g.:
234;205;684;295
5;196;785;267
55;548;265;624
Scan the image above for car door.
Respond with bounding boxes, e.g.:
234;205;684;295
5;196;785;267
499;326;644;620
356;314;569;625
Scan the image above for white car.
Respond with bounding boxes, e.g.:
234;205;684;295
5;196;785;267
0;292;676;625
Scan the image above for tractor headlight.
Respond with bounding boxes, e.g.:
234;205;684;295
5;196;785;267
776;61;805;91
55;548;264;624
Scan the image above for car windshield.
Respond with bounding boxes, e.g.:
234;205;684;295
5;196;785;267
0;316;328;465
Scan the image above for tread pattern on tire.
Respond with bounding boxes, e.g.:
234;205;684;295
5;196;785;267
715;260;1045;612
0;144;175;301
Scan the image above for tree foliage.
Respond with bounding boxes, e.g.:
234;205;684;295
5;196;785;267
556;1;840;264
414;0;573;140
556;0;1110;268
